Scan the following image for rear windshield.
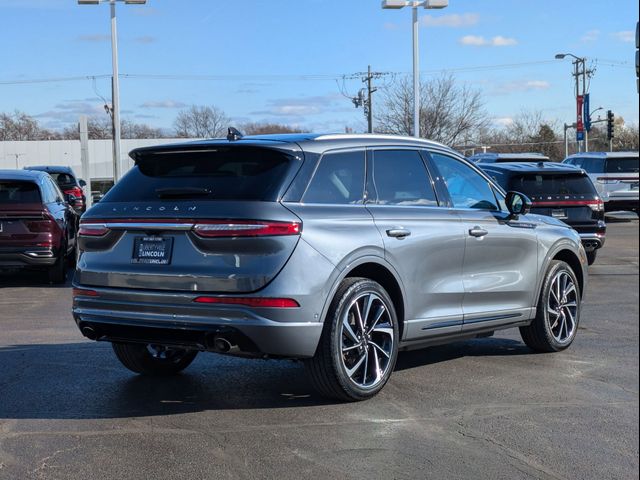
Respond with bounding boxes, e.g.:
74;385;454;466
606;157;639;174
0;181;41;204
509;173;597;197
49;172;76;187
103;147;293;202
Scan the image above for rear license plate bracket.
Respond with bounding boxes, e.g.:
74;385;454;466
132;236;173;265
551;209;567;219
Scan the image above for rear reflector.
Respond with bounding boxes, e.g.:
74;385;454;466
193;220;301;238
78;223;109;236
72;288;100;298
193;296;300;308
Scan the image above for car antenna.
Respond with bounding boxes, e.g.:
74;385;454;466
227;127;243;141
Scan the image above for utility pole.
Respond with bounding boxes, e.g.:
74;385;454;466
347;66;389;133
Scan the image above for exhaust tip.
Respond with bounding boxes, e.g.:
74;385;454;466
213;336;233;353
81;325;99;340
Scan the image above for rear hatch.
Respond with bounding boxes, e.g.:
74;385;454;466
0;181;53;248
77;144;304;293
507;172;603;225
599;156;639;197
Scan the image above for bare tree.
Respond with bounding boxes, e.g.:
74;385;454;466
62;117;166;140
241;122;304;135
376;75;489;145
0;111;58;141
173;105;229;138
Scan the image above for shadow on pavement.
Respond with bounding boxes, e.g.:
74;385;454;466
0;336;531;420
0;269;72;288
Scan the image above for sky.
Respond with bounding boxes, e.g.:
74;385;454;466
0;0;638;135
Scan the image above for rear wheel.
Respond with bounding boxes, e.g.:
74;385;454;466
112;342;198;375
305;278;399;401
520;260;581;352
586;250;597;266
47;250;67;284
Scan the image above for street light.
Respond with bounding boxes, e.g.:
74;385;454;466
78;0;147;183
555;52;589;152
382;1;448;138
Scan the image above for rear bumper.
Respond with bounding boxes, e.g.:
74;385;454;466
0;247;57;267
604;198;639;212
71;286;323;358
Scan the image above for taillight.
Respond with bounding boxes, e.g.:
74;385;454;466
588;199;605;212
193;296;300;308
72;288;99;298
78;222;110;236
64;187;84;203
192;220;301;238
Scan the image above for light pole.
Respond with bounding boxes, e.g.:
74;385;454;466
555;53;592;153
78;0;147;183
382;1;448;138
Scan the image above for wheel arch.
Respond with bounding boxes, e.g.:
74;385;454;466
552;249;585;298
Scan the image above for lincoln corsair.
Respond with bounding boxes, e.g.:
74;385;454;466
72;133;588;401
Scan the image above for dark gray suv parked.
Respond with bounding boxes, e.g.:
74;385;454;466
72;133;588;401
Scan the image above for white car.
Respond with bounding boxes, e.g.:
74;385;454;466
563;152;639;213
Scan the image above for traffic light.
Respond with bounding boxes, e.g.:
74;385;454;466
606;110;615;140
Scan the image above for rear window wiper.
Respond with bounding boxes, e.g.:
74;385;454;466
155;187;211;198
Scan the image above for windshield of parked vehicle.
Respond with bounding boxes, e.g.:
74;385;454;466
508;173;598;197
103;147;293;202
606;157;639;174
0;181;41;204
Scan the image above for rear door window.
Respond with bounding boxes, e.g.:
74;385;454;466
103;147;293;202
509;173;598;197
303;150;365;204
605;157;639;174
370;150;438;206
0;181;42;204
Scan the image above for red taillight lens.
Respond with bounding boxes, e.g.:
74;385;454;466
72;288;99;298
193;296;300;308
193;220;301;238
78;223;110;236
64;187;84;198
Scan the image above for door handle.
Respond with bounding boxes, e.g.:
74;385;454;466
469;226;488;238
386;228;411;239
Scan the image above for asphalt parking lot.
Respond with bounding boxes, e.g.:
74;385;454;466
0;219;638;480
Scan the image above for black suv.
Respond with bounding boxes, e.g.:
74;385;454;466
480;162;605;265
24;166;87;214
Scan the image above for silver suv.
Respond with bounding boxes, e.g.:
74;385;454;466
72;133;588;401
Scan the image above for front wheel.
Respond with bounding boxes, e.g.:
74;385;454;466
305;278;399;401
112;342;198;376
520;260;581;352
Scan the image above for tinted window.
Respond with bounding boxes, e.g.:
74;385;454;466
509;174;597;196
0;181;42;204
104;147;292;202
580;158;605;173
371;150;437;206
606;157;639;174
431;153;498;210
40;179;56;203
46;172;76;187
303;151;364;204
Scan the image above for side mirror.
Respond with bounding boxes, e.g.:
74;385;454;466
505;191;532;216
79;179;87;187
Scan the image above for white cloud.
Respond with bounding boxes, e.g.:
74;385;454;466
140;100;187;109
76;34;110;43
612;30;634;43
495;80;551;94
580;29;600;43
421;13;479;28
459;35;518;47
494;117;514;127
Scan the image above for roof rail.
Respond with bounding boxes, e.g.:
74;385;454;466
313;133;447;148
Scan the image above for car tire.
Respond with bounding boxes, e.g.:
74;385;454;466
520;260;581;353
586;250;597;266
47;249;67;284
112;342;198;376
305;277;399;401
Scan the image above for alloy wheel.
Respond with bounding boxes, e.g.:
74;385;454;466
340;292;395;389
547;270;578;344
